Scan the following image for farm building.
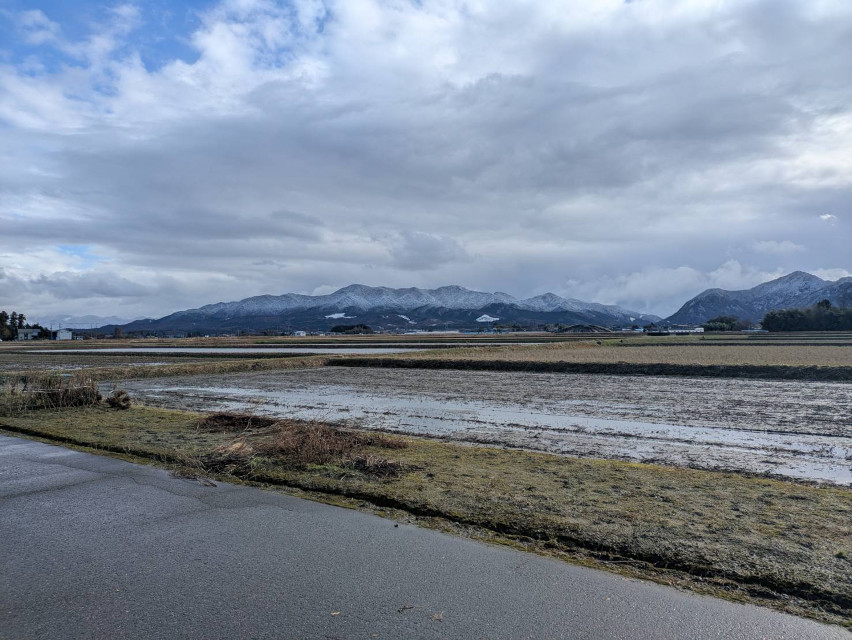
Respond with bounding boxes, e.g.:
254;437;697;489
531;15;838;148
56;329;73;340
16;328;41;340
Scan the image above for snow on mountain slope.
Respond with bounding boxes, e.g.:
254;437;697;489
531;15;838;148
666;271;852;324
170;284;652;319
115;283;661;332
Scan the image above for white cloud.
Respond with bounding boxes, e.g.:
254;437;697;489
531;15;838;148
811;268;852;281
17;10;61;46
560;261;787;316
751;240;805;255
1;0;851;319
387;232;469;271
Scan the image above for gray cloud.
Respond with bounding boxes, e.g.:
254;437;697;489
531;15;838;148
387;231;469;271
1;0;851;319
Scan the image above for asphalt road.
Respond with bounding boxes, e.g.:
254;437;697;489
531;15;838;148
0;434;847;639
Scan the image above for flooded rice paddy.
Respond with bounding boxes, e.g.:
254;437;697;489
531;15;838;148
120;367;852;485
34;347;418;354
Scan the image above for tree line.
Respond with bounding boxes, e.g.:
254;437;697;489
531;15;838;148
762;300;852;331
0;311;46;341
701;315;751;331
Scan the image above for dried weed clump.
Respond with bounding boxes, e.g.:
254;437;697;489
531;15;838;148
254;419;407;468
198;414;408;477
105;389;132;410
0;373;102;415
197;412;278;432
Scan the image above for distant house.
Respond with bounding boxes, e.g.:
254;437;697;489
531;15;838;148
293;331;307;337
665;325;705;335
16;328;41;341
652;324;704;335
56;329;73;341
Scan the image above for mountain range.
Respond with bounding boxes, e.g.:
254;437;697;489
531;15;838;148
666;271;852;324
110;285;661;334
94;271;852;334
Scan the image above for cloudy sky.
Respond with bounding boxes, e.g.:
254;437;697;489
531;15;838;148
1;0;850;322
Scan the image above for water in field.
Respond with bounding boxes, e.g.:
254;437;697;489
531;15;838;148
35;347;418;354
119;367;852;485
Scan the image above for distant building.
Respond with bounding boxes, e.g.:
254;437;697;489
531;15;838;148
56;329;73;340
293;331;307;337
662;325;704;335
16;328;41;340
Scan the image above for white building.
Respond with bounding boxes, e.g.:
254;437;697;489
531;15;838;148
56;329;73;340
16;328;41;340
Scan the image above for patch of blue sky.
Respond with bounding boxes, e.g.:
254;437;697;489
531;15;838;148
0;0;217;73
57;244;103;268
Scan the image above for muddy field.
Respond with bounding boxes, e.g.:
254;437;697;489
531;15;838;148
120;367;852;485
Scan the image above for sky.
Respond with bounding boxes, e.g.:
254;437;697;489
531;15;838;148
1;0;851;323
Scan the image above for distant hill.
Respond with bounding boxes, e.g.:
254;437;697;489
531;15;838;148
34;314;144;329
106;284;661;334
666;272;852;324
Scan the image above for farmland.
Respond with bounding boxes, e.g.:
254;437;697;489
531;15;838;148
116;366;852;484
374;337;852;367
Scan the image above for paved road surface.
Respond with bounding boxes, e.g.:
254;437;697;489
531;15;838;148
1;434;847;639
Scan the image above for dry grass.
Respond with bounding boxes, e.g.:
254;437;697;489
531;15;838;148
0;355;329;385
84;354;330;381
197;413;408;475
0;373;102;414
1;405;849;626
250;419;406;467
387;341;852;367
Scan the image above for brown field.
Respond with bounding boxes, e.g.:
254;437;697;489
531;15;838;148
4;334;852;382
385;341;852;367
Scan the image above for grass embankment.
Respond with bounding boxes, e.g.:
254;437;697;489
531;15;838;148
332;358;852;381
1;405;849;627
332;341;852;381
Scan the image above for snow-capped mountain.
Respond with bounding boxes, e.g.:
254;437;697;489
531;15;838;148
111;284;660;333
666;271;852;324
